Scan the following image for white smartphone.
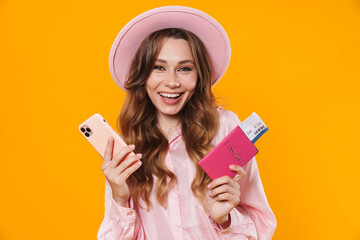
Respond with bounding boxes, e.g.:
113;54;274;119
78;113;134;159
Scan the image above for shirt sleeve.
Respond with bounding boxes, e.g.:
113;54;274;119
237;156;277;240
209;207;258;240
97;178;146;240
210;109;277;240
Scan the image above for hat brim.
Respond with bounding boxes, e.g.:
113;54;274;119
109;6;231;91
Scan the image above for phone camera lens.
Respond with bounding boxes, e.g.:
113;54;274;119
80;128;85;132
86;128;91;132
85;132;90;137
103;119;106;122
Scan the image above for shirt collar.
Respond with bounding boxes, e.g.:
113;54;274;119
168;124;182;144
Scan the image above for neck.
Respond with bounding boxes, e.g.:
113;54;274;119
157;112;180;140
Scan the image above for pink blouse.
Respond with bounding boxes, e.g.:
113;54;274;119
97;108;277;240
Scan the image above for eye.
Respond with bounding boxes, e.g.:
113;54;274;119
153;65;165;71
178;67;192;72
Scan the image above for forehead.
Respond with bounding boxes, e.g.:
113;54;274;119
156;38;194;61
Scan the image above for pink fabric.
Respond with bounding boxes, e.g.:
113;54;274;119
97;108;277;240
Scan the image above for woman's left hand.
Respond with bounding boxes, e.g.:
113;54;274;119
205;164;246;228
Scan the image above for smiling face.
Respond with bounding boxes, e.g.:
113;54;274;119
146;37;198;121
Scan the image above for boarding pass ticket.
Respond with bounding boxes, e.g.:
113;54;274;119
239;112;268;144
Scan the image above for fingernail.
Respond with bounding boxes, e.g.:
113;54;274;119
207;183;211;188
129;144;135;149
137;161;142;165
229;165;235;169
209;192;212;197
136;153;142;158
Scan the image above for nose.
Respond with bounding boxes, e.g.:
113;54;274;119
164;71;180;88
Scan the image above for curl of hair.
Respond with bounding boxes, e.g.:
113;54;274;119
117;28;219;210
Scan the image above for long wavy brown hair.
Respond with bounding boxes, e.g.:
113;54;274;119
117;28;219;210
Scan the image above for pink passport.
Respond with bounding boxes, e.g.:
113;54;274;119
198;126;258;180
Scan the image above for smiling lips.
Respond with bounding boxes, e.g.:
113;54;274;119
158;92;184;104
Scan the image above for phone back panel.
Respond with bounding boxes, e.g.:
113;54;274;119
78;113;131;158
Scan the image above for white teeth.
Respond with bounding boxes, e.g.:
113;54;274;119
159;93;181;98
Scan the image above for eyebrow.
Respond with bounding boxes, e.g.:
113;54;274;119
156;59;194;64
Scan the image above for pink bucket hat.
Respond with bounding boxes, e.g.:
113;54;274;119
109;6;231;91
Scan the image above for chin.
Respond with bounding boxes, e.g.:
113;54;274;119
159;108;182;117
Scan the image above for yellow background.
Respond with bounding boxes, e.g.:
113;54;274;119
1;0;359;239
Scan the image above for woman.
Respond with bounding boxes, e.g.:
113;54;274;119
97;6;276;240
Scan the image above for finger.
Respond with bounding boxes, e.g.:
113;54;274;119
114;153;142;175
209;184;238;198
207;176;232;190
118;159;143;181
103;137;114;164
109;145;135;168
229;165;246;182
216;192;240;203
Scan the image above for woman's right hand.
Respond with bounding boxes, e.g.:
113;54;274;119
101;137;143;208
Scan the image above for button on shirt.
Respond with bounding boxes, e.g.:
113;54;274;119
97;108;277;240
